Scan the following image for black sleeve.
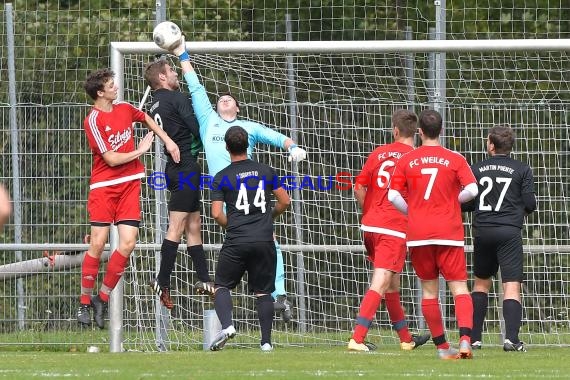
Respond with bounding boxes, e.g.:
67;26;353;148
461;199;476;212
211;173;225;201
523;192;537;214
521;165;536;214
176;93;200;139
270;167;281;190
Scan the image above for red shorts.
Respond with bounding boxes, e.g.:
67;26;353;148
363;232;407;272
409;245;467;281
87;180;141;224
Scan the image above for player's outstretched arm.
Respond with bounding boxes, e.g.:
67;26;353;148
284;139;308;163
171;36;192;73
272;187;291;219
252;125;307;163
102;132;155;167
170;36;215;133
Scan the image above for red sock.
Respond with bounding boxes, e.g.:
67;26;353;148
454;293;473;342
352;290;382;343
384;292;412;343
99;251;129;302
80;253;100;305
422;298;447;349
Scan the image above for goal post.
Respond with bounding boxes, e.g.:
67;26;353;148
111;39;570;351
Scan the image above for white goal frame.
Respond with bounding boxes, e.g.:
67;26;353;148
109;39;570;352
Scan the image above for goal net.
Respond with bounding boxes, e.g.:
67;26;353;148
115;40;570;351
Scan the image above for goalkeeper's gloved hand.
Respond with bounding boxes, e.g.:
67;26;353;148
171;35;187;57
288;144;307;162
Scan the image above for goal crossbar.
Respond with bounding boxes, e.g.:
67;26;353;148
111;39;570;55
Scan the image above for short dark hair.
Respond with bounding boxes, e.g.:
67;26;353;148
144;59;169;90
225;126;249;154
217;92;239;109
84;68;114;100
488;124;516;154
418;109;443;139
392;109;418;137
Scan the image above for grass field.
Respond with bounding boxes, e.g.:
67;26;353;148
0;345;567;379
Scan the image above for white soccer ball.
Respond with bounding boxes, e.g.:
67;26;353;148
153;21;182;51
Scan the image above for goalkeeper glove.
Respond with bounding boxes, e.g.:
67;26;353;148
288;144;307;162
171;35;187;58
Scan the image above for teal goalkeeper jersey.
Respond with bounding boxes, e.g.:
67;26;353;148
184;71;288;177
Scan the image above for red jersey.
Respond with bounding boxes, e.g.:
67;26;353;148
84;102;147;189
355;142;413;238
391;145;476;246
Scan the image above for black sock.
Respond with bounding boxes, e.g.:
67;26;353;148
214;287;233;329
256;294;274;345
471;291;488;342
157;239;179;288
503;298;522;343
188;245;210;282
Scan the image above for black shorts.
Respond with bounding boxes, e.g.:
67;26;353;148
473;226;523;283
165;161;201;213
214;241;276;294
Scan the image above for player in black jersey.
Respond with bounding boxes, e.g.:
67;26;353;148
144;59;214;309
462;125;536;352
208;126;290;352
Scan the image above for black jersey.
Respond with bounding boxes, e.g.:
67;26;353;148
468;154;536;229
211;159;281;243
148;89;200;164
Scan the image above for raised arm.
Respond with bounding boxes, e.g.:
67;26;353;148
171;37;216;135
249;122;307;163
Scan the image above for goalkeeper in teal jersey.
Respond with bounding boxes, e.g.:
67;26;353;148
170;37;307;322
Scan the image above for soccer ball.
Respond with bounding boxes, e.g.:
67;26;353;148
153;21;182;51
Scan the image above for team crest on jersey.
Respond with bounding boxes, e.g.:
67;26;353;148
105;126;112;132
108;128;132;151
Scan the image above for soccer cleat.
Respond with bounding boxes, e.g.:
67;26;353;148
437;346;460;360
91;295;108;330
347;338;377;352
77;303;92;326
459;339;473;359
503;339;527;352
149;279;174;309
260;343;274;352
471;340;482;350
400;333;431;350
194;281;216;299
275;295;292;323
209;325;236;351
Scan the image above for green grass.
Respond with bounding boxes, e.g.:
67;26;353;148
0;345;566;379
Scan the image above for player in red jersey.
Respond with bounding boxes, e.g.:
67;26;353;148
348;109;429;352
388;109;478;360
77;68;180;329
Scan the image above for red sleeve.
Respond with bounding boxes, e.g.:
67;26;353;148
355;153;375;187
83;112;111;154
455;154;477;187
129;103;147;123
